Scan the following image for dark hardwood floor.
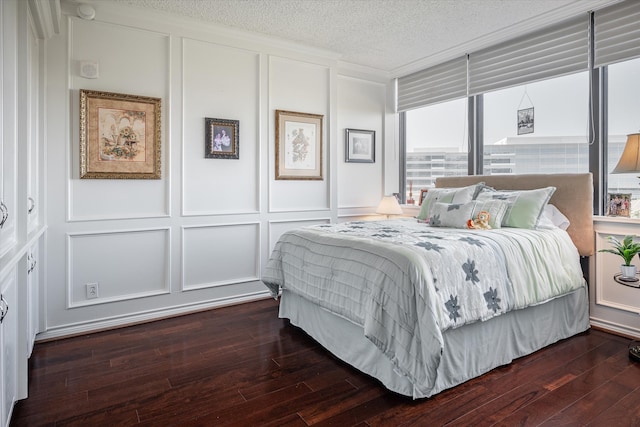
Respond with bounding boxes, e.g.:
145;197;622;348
10;298;640;426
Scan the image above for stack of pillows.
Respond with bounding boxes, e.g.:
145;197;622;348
417;182;569;230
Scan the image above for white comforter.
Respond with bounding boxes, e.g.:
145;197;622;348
262;219;585;397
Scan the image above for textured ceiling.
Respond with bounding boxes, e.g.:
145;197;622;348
98;0;614;74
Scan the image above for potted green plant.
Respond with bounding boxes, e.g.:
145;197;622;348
599;235;640;279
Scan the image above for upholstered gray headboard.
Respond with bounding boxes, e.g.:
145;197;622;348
435;173;594;256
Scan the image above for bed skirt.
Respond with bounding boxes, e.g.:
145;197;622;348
279;285;590;399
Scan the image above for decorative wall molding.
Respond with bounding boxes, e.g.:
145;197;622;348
181;222;261;291
66;227;171;308
28;0;61;40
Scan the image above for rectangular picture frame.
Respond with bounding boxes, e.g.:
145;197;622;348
345;128;375;163
205;117;239;159
419;188;429;206
607;192;631;217
80;89;162;179
275;110;323;180
517;107;534;135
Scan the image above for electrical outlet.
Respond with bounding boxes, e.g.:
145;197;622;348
86;283;99;299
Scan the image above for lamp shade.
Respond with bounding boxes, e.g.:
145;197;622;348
376;195;403;216
612;133;640;174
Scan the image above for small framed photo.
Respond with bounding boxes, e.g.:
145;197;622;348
419;188;429;206
345;129;375;163
205;117;239;159
607;193;631;217
517;107;534;135
79;89;162;179
275;110;323;180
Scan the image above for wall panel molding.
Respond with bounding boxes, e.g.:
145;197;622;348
67;17;171;222
67;227;171;308
181;38;262;216
182;221;260;291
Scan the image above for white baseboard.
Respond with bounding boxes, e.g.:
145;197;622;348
590;316;640;340
36;290;273;341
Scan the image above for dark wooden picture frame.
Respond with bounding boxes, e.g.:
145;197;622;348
205;117;239;159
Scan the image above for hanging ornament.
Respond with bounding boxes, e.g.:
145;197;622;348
517;87;534;135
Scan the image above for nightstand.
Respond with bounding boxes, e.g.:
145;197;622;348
592;216;640;355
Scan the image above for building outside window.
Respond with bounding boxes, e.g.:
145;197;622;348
404;98;467;203
482;72;590;176
404;72;591;202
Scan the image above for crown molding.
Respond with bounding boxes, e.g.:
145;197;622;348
28;0;61;39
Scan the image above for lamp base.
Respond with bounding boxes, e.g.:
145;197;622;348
629;341;640;362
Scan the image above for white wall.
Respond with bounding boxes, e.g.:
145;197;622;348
41;1;395;338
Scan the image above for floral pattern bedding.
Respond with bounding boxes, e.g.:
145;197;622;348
262;219;585;396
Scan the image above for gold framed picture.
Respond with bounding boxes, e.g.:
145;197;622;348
275;110;323;180
80;89;162;179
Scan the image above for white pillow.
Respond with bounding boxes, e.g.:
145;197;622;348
538;204;570;230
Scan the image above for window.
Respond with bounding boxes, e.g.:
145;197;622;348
483;72;590;175
607;57;640;218
404;98;468;203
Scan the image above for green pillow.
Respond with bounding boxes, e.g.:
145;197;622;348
417;184;483;221
475;187;556;229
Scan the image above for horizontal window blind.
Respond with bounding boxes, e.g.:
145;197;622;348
594;0;640;67
468;15;589;96
397;56;467;112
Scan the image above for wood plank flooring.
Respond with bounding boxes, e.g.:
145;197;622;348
10;298;640;426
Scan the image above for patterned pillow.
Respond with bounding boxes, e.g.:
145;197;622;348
475;186;556;229
470;199;509;229
429;202;476;228
429;200;508;229
417;183;484;221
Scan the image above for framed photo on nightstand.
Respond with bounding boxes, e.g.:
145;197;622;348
607;193;631;217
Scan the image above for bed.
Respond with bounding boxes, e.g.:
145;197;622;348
262;173;594;399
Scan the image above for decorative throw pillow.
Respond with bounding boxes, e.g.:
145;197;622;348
417;183;484;221
429;202;476;228
475;186;556;229
428;199;508;229
471;199;508;229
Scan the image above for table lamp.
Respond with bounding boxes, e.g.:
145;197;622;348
612;133;640;176
376;195;403;219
